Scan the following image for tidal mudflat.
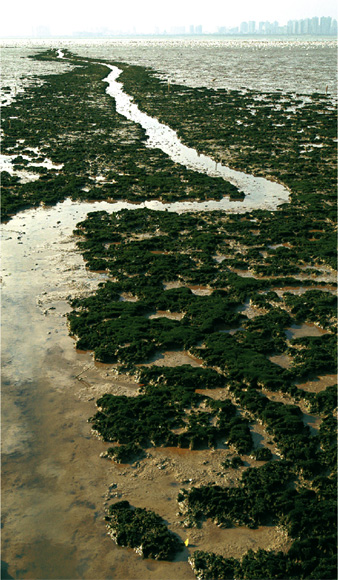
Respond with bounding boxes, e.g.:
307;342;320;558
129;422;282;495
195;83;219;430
1;47;337;580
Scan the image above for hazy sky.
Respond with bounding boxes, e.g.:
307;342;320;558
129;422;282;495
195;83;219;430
1;0;337;36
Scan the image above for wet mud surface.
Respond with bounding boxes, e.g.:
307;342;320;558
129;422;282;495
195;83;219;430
1;203;292;579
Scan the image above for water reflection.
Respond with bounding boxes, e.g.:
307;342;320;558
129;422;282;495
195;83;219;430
1;201;196;580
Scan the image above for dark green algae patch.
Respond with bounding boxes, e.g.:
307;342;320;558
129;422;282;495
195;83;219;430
2;49;337;577
105;501;184;560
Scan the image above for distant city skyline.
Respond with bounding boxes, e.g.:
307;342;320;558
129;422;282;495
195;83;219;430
30;16;338;39
1;0;337;38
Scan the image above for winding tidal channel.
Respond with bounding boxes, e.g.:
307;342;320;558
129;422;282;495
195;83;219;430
103;64;290;212
1;57;292;579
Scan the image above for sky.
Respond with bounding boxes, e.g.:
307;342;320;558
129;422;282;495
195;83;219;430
1;0;337;37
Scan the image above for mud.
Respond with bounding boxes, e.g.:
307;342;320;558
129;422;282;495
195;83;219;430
1;202;291;579
268;354;293;369
285;323;328;339
296;374;337;393
0;203;191;580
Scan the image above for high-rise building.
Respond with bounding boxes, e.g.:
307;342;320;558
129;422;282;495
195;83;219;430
304;19;311;33
271;21;279;34
240;21;248;34
264;21;272;34
320;16;332;34
311;17;319;34
195;25;202;34
210;16;336;37
248;21;256;34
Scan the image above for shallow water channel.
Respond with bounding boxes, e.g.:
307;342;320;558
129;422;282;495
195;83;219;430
104;65;290;212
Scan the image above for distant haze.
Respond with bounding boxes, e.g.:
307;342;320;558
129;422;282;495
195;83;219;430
1;0;337;37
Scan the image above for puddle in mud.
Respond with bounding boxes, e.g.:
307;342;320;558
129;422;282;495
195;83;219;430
236;299;262;319
219;326;244;335
285;323;328;339
249;422;281;459
302;413;322;435
191;520;291;560
262;389;295;406
163;281;186;290
188;285;213;296
143;350;204;368
0;152;64;185
268;354;292;369
296;374;337;393
274;285;337;297
229;268;256;278
148;311;185;321
293;269;337;284
119;292;139;302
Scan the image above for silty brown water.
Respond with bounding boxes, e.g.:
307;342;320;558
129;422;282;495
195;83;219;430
1;201;197;579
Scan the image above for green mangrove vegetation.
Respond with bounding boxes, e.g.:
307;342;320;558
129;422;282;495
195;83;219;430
3;49;337;578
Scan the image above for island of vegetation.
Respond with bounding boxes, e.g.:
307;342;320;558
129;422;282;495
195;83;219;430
105;501;184;560
2;49;336;579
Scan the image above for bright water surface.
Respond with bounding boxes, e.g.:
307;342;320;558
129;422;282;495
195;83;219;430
1;37;337;95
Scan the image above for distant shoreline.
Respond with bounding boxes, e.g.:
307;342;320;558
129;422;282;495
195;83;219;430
1;34;337;41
